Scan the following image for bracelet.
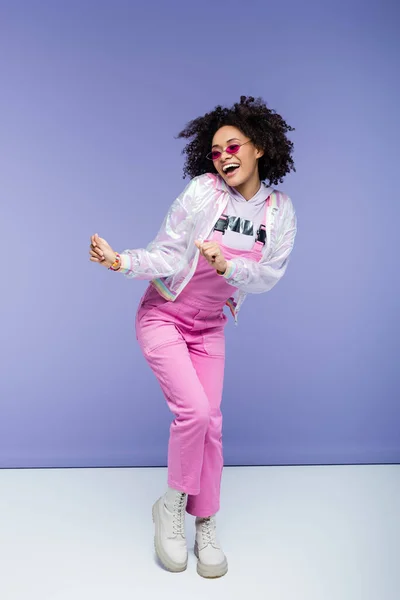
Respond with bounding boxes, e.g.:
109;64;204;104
109;253;121;271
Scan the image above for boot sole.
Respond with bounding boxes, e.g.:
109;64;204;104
194;540;228;578
152;499;188;573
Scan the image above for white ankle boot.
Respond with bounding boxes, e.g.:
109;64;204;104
194;515;228;578
152;487;188;572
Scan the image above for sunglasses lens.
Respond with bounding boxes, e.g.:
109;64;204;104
208;143;242;160
227;144;240;154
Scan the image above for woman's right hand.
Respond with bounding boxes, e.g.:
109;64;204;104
89;233;118;268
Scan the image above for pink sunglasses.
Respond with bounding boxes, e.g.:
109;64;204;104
206;140;251;161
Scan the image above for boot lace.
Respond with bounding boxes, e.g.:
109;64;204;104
172;493;186;537
200;517;218;547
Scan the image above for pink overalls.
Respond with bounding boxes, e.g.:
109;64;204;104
135;200;269;518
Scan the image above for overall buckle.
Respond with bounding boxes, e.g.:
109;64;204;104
214;215;229;234
256;226;266;245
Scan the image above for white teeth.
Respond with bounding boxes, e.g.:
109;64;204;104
222;163;240;173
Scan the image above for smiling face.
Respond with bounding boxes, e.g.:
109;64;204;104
211;125;264;198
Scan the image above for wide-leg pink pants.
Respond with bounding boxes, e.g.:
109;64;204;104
135;285;227;517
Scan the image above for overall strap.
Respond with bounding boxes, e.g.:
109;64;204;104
212;213;229;244
252;194;273;254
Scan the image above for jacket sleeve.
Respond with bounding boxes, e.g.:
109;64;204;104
221;194;297;293
117;178;197;279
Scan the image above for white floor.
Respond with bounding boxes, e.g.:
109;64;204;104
0;465;399;600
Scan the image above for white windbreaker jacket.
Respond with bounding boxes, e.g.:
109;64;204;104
118;173;297;322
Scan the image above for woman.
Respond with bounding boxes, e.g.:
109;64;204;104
89;96;297;579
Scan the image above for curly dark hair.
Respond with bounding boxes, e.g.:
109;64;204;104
176;96;295;185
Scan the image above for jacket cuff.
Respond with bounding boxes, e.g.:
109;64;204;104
118;253;131;274
219;260;237;280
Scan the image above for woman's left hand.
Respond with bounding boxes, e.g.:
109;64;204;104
195;240;228;274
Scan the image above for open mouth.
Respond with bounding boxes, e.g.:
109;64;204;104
222;163;240;177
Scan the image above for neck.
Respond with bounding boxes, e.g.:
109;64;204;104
233;171;261;201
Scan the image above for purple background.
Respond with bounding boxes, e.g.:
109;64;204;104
1;0;399;468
